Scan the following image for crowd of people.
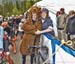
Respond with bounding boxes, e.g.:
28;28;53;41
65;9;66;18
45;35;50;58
56;8;75;48
0;14;25;64
0;6;75;64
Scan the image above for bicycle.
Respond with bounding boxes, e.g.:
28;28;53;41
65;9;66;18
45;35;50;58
28;45;49;64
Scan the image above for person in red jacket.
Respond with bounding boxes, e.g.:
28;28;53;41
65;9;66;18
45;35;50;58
2;22;14;64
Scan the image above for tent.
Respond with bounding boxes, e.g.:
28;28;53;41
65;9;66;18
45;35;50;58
36;0;75;37
35;0;75;64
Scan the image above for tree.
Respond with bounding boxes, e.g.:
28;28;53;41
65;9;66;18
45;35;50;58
0;0;41;16
13;6;20;15
0;5;3;15
16;1;20;10
3;2;14;16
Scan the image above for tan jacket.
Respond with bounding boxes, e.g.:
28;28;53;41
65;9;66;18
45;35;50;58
58;14;67;29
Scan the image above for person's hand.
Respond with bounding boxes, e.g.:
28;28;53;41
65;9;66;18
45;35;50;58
35;30;41;35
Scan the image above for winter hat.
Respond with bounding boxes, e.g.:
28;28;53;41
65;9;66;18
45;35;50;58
28;6;41;19
60;8;64;11
41;8;49;14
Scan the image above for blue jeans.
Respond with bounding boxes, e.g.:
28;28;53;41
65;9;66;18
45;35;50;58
22;55;26;64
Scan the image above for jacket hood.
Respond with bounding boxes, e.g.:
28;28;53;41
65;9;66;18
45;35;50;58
28;6;41;19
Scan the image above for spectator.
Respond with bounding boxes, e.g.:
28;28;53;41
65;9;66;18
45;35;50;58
2;21;14;64
57;8;67;41
0;15;3;23
56;11;60;28
18;18;25;39
0;22;3;50
66;10;75;40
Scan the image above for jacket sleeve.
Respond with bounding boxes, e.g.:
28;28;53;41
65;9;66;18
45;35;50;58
22;21;36;34
35;21;42;31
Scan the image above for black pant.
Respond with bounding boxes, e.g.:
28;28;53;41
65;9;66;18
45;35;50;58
22;55;26;64
22;54;34;64
31;54;34;64
67;34;70;40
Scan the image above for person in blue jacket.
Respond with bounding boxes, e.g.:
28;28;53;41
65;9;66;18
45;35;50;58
35;8;55;63
35;8;55;36
0;22;4;51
